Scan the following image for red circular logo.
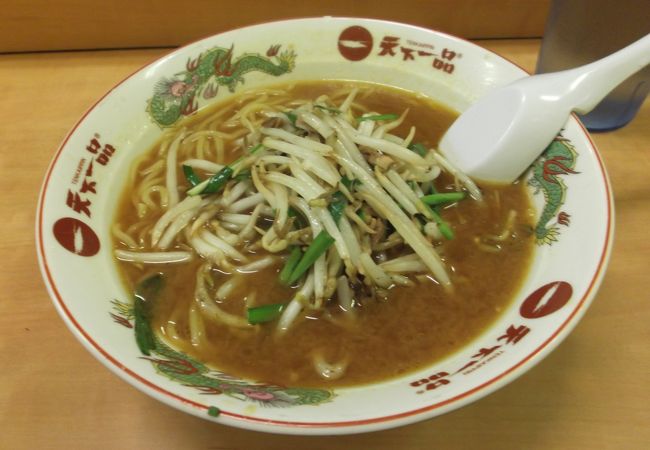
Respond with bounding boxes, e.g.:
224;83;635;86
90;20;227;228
53;217;101;257
520;281;573;319
338;26;373;61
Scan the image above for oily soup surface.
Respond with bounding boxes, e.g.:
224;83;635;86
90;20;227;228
115;81;535;387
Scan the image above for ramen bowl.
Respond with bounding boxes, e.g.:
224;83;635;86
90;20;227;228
36;18;613;434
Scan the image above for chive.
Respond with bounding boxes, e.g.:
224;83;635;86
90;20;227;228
197;166;234;195
341;175;359;191
247;303;287;324
182;165;202;187
233;169;251;181
187;144;262;196
327;191;347;225
288;230;335;284
437;221;455;240
245;143;264;156
420;202;455;240
420;192;466;206
133;273;164;356
358;113;400;122
314;104;341;114
227;143;264;172
420;188;460;239
279;247;302;285
207;406;221;417
284;111;297;126
187;165;232;195
288;207;308;229
408;142;428;157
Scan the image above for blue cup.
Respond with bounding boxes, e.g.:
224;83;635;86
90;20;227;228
536;0;650;131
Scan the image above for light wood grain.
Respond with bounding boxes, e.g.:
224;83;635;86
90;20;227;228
1;40;649;449
0;0;550;53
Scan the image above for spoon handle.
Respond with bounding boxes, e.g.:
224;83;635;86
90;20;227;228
570;33;650;113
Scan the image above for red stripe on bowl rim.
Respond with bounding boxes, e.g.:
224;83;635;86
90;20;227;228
35;17;614;434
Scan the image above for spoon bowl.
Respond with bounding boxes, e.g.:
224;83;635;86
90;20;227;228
440;33;650;183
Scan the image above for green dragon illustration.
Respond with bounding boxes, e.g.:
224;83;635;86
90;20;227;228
528;136;579;245
148;44;297;127
111;299;334;408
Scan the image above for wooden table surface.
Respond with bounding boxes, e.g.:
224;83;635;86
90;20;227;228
1;40;648;449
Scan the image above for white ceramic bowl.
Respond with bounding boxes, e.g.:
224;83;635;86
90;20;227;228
36;18;613;434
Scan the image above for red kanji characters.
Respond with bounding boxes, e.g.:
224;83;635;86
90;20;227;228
377;36;457;76
378;36;400;56
400;46;415;61
441;48;457;60
66;190;92;217
498;325;531;345
432;58;455;74
85;135;116;166
80;178;96;194
66;136;116;219
85;138;101;154
472;345;502;359
410;371;451;392
96;143;116;166
454;346;502;375
454;360;478;374
85;160;94;177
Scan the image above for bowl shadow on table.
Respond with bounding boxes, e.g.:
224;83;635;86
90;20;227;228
159;337;581;448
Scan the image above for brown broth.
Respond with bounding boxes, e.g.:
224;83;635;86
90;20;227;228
114;80;536;388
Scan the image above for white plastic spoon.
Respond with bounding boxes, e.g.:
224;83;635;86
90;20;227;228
439;33;650;184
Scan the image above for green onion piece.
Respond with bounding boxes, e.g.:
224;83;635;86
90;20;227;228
341;175;359;191
247;303;287;324
284;111;297;126
188;144;262;196
288;207;308;229
187;165;234;196
420;192;466;206
327;191;347;225
203;166;234;194
229;143;264;170
182;165;202;187
186;178;209;196
314;104;341;114
421;203;455;240
358;113;400;122
408;142;428;157
279;246;303;285
437;221;455;240
288;230;335;284
133;273;164;356
207;406;221;417
233;169;251;181
247;143;264;155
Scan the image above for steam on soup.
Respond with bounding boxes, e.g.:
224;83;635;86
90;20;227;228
113;81;535;387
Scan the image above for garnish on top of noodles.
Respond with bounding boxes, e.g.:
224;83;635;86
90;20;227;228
114;87;482;335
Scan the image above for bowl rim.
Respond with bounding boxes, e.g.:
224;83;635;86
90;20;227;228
35;16;614;434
